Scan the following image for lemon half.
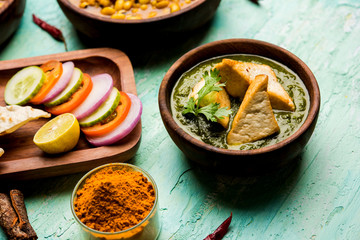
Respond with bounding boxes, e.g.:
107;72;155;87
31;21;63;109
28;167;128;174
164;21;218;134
34;113;80;154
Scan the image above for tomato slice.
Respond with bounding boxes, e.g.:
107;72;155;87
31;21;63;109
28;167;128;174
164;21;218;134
81;92;131;137
46;73;93;115
30;60;63;104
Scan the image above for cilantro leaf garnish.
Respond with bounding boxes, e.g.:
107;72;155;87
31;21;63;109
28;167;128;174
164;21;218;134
182;68;232;122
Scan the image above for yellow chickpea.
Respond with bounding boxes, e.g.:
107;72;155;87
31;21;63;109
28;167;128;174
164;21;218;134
101;6;115;15
185;0;191;3
156;0;169;9
123;1;133;10
111;13;126;19
169;2;180;12
99;0;112;7
80;2;89;8
114;0;124;10
139;0;150;3
140;4;148;10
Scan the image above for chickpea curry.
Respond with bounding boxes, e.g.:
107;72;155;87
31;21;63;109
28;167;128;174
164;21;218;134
71;0;197;20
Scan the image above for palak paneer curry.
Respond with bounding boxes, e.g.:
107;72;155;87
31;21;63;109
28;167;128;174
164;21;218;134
171;54;310;150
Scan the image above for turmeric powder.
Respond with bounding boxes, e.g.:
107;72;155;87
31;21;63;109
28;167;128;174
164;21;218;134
74;166;156;232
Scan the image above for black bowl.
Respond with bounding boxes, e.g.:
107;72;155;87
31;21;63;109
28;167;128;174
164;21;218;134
0;0;26;46
57;0;221;41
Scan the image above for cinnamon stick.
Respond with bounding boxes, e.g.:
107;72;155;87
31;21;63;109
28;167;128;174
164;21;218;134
0;193;27;240
10;190;37;240
0;190;37;240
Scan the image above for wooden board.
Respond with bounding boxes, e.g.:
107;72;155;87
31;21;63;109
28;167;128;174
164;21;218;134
0;48;141;180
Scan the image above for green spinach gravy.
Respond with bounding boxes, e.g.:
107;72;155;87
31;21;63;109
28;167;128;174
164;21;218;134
171;54;310;150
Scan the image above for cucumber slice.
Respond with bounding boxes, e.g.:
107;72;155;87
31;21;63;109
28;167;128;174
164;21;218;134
44;68;83;107
79;88;121;127
4;66;45;105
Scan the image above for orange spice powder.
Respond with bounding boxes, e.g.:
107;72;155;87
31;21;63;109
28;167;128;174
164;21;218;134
74;167;156;232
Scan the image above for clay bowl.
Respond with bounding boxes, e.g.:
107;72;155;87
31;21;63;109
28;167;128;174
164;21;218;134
159;39;321;174
57;0;221;41
0;0;26;46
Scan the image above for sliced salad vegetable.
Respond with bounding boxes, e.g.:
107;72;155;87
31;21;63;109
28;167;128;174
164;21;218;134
4;66;45;105
5;60;142;148
86;93;142;146
30;60;63;104
81;91;131;137
79;87;120;127
41;61;74;103
71;73;113;120
46;73;92;115
45;68;83;107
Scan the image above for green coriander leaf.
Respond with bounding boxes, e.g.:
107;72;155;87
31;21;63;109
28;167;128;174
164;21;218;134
182;68;231;123
197;69;223;101
182;97;197;116
214;107;232;120
198;103;220;122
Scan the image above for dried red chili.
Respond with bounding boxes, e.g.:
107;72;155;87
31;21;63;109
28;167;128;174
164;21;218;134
32;14;68;51
204;213;232;240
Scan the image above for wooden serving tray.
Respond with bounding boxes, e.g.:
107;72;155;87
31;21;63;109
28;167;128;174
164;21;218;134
0;48;141;180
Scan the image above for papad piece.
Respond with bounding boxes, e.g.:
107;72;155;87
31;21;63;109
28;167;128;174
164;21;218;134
227;75;280;145
0;105;51;136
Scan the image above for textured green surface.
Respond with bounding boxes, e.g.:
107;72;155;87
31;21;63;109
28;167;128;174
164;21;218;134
1;0;360;239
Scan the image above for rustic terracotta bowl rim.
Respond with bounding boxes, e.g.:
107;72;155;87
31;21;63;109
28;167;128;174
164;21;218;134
71;162;159;235
59;0;207;24
159;38;320;156
0;0;15;15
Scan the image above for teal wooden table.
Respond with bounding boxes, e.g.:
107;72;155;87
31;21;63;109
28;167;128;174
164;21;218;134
1;0;360;239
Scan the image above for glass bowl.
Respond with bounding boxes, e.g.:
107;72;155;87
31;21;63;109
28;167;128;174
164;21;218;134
71;163;160;240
